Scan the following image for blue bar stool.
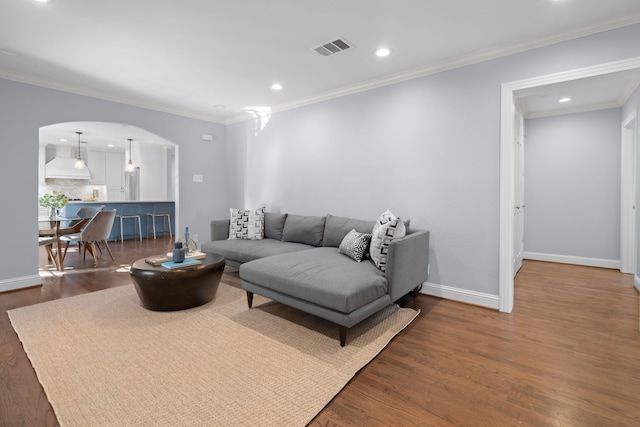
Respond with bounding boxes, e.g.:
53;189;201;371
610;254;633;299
116;204;142;242
146;203;172;239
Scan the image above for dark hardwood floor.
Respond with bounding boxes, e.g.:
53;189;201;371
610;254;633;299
1;238;639;426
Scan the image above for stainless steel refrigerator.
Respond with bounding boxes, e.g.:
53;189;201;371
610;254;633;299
125;167;140;200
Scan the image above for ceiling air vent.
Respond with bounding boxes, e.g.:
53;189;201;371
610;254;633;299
313;37;353;57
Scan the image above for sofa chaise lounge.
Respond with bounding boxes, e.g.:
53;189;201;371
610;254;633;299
201;211;430;346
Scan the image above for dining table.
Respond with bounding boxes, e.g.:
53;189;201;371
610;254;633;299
38;216;88;271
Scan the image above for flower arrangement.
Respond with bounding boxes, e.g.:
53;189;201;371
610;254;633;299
39;191;68;219
39;191;69;209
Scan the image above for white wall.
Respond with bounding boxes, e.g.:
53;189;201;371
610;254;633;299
524;109;622;262
226;23;640;300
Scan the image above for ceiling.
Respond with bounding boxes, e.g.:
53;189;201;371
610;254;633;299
3;0;640;124
39;121;173;151
516;68;640;118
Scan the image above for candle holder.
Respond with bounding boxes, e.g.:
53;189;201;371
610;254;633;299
178;226;197;254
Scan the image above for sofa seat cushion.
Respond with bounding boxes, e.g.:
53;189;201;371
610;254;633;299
201;238;312;264
240;247;388;314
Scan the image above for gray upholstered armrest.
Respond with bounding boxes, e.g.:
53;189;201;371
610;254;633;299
210;219;230;241
385;230;430;302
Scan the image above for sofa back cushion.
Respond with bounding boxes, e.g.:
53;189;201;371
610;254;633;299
282;214;326;247
264;212;288;240
323;214;376;248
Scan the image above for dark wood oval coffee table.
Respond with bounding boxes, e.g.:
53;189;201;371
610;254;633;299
130;253;225;311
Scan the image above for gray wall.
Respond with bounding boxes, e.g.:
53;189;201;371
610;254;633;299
226;23;640;297
524;109;622;261
0;80;228;289
3;23;640;297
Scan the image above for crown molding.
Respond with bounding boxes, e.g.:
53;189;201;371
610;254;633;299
228;15;640;124
524;101;622;120
3;15;640;127
0;70;226;125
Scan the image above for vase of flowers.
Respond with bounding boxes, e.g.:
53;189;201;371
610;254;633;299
39;191;68;219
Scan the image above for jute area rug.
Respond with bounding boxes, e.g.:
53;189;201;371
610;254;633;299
8;283;419;426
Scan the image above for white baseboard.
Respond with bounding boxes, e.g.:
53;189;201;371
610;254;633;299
420;282;499;310
523;251;620;269
0;275;42;293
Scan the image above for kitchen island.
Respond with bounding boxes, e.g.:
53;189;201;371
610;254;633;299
62;201;175;241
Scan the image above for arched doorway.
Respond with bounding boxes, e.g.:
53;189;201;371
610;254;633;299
38;121;179;248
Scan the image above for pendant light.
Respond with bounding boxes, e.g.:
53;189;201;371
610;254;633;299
74;131;85;169
126;138;135;172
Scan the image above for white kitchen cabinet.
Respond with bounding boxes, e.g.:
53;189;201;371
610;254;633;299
87;151;106;185
106;152;124;201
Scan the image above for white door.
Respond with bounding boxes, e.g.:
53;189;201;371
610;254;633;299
106;152;124;201
513;108;525;275
620;110;637;274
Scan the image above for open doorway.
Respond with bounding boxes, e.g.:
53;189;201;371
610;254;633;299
38;121;180;273
499;57;640;313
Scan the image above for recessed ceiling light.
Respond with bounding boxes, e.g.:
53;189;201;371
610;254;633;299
375;47;392;57
60;138;67;142
271;83;283;91
108;144;114;148
559;97;572;103
34;0;51;3
213;104;226;109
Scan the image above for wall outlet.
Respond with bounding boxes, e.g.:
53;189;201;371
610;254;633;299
193;174;203;182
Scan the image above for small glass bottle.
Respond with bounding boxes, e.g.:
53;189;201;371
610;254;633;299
172;242;185;263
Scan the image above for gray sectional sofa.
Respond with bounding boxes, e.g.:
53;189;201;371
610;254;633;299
201;212;430;346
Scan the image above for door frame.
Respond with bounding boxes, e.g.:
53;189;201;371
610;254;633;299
513;107;525;276
499;56;640;313
621;109;637;274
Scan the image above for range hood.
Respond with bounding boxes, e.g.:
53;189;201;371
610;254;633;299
45;157;92;180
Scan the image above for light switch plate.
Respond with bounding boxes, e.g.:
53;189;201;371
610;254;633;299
193;174;203;182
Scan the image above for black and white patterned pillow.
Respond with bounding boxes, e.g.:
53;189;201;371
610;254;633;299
370;210;406;271
228;207;265;240
339;229;372;262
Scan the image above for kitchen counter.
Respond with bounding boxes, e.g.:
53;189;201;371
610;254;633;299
66;200;175;204
62;201;175;241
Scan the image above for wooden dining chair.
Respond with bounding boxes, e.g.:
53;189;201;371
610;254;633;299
61;210;116;267
38;236;58;269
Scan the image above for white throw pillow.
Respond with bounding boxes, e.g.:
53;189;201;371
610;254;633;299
228;207;265;240
339;229;372;262
369;210;406;271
